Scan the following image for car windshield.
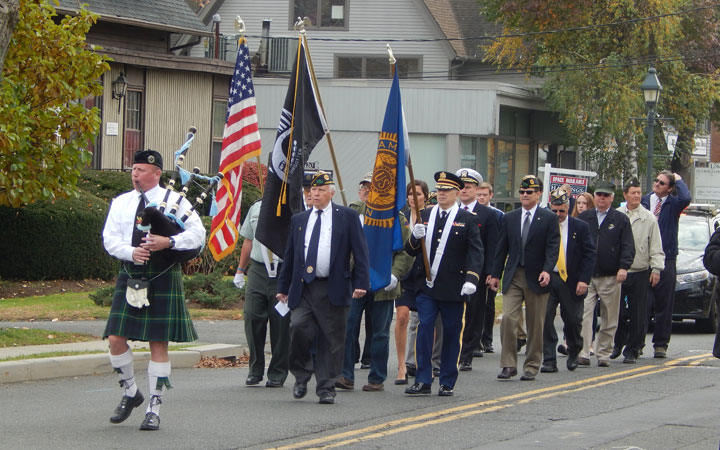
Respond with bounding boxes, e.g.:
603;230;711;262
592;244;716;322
678;216;709;251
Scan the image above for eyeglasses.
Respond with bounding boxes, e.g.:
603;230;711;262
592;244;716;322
551;209;567;214
653;178;667;186
595;192;611;197
518;189;535;195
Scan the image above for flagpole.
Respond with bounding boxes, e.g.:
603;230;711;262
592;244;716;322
301;32;347;206
387;45;431;282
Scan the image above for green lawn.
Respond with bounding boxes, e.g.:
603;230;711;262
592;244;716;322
0;327;97;347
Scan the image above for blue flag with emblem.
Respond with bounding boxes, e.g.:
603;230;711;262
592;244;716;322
364;71;408;291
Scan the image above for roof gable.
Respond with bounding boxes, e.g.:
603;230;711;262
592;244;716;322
422;0;500;59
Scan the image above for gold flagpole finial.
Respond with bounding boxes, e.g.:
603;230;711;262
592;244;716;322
235;16;245;35
387;44;396;65
294;16;311;34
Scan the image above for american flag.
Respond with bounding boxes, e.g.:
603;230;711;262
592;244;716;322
208;37;262;261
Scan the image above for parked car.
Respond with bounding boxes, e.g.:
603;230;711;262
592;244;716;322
672;204;720;332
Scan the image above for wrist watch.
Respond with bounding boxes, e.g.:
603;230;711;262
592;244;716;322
168;237;176;249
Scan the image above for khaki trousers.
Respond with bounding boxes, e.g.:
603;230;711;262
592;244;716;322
580;275;621;361
500;268;549;374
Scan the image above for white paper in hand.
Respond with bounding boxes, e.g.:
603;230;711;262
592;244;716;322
275;300;290;317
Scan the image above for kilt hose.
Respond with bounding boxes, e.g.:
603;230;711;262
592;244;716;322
103;262;198;342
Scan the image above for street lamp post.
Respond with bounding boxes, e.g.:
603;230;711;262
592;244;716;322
212;14;222;59
640;67;663;192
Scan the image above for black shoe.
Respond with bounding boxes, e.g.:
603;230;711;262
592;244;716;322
318;393;335;404
459;361;472;371
432;367;440;378
405;382;432;395
406;363;416;377
520;371;536;381
245;375;263;386
610;347;622;360
497;367;518;380
472;350;484;357
483;343;495;353
139;412;160;431
623;355;637;364
438;385;454;397
540;362;558;373
517;338;527;352
265;380;283;387
293;381;307;399
567;355;579;371
360;362;371;369
110;391;144;424
557;344;568;356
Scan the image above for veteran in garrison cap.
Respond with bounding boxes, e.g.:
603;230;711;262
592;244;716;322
454;168;500;371
404;171;483;397
489;175;560;381
541;188;596;373
276;170;370;404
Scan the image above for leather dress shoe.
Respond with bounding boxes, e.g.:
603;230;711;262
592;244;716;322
405;382;432;395
472;350;484;357
335;376;354;390
406;363;416;377
610;347;622;360
623;355;637;364
497;367;518;380
318;393;335;404
577;357;591;366
360;362;371;369
362;383;384;392
110;391;144;424
265;380;283;387
557;344;568;356
293;381;307;399
517;338;527;352
540;362;558;373
139;412;160;431
654;347;667;358
459;361;472;371
566;355;579;371
245;375;263;386
438;385;454;397
598;359;610;367
483;343;495;353
520;371;536;381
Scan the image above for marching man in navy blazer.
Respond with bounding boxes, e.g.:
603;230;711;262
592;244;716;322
541;188;596;373
276;171;370;405
489;175;560;381
404;171;484;397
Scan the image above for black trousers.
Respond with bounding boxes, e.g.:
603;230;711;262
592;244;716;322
460;279;488;363
481;288;497;348
289;279;348;397
543;273;585;363
645;258;676;349
614;269;650;357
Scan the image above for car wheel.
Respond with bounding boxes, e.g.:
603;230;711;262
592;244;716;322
696;289;718;334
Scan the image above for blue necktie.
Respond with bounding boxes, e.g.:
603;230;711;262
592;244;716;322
303;210;323;283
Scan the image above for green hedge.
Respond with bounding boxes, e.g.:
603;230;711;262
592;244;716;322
0;190;117;280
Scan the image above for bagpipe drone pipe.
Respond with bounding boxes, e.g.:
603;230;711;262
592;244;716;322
136;127;223;266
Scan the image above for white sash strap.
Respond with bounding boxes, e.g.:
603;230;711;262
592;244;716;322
423;204;459;288
260;242;280;278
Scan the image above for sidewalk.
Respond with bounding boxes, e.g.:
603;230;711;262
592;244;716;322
0;320;248;384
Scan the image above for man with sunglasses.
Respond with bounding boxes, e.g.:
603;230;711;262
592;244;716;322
541;188;596;373
641;170;691;358
578;181;635;367
489;175;560;381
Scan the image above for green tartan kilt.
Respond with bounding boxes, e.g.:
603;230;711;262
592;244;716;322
103;262;198;342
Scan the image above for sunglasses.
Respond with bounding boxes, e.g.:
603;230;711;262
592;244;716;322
595;192;611;197
551;209;567;214
518;189;536;195
653;179;667;186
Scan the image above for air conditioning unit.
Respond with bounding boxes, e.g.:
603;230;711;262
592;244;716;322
268;37;296;73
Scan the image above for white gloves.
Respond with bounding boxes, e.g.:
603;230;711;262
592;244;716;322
384;274;398;291
233;272;246;289
412;224;426;239
460;282;476;296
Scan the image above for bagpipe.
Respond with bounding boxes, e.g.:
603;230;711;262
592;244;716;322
136;126;223;266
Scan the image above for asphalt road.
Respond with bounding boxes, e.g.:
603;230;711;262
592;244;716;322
1;320;719;449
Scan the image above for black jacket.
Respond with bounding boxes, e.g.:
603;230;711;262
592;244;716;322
704;227;720;276
578;208;635;276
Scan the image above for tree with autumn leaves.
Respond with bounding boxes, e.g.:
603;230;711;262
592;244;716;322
0;1;109;207
478;0;720;181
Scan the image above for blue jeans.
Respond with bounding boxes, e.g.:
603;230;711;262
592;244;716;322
342;293;394;384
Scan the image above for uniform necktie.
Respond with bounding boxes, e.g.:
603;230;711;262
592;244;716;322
131;194;146;247
303;209;323;283
557;224;567;281
653;198;662;219
520;211;531;266
440;210;447;220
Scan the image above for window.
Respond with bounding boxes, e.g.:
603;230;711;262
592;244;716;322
292;0;348;30
123;90;143;169
210;99;227;173
336;56;421;79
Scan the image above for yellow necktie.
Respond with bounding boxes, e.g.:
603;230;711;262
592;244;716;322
557;224;567;282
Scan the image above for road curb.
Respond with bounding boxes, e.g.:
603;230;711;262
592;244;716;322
0;344;247;384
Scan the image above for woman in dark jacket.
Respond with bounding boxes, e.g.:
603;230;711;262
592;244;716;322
703;227;720;357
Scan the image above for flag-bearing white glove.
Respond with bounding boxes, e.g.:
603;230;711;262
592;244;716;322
233;272;246;289
412;224;426;239
460;282;476;296
384;274;399;291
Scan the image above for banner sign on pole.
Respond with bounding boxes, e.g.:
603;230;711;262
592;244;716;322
549;175;588;196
